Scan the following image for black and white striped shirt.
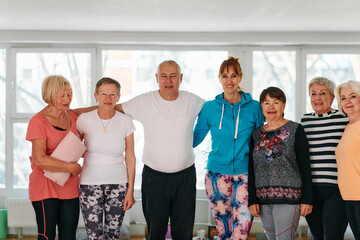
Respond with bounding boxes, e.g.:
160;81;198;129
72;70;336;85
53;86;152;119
301;110;348;187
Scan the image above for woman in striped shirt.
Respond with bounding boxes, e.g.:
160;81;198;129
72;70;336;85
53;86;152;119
301;77;348;240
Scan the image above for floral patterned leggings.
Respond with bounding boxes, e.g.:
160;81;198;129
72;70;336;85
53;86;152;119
79;184;127;240
205;171;253;240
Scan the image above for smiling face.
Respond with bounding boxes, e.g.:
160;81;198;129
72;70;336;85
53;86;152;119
95;83;120;111
261;94;286;122
156;62;182;99
52;87;72;112
310;83;334;115
340;86;360;118
219;66;241;94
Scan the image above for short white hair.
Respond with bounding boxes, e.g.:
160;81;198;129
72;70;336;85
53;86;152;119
336;80;360;115
308;77;336;98
157;60;181;75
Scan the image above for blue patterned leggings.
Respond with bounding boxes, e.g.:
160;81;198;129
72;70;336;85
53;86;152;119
205;171;253;240
79;184;127;240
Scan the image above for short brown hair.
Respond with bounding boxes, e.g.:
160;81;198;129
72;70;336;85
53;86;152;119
260;86;286;104
41;75;72;104
95;77;121;95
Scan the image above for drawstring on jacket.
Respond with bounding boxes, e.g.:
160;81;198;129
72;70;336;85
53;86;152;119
234;106;240;139
219;104;224;129
218;104;241;139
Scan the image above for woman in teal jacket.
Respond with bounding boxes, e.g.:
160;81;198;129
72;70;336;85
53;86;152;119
193;56;263;240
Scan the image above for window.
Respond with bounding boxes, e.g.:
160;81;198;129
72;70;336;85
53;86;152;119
3;44;360;197
0;49;5;188
102;50;228;189
253;51;296;120
306;53;360;112
12;50;92;188
13;123;31;188
15;52;92;113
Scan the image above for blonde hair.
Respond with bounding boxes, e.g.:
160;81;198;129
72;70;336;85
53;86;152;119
41;75;72;104
336;80;360;115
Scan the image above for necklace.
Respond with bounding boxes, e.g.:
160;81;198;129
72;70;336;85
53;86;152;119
58;111;67;121
99;117;112;133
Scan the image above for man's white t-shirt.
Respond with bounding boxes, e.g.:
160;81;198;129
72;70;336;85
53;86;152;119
122;90;205;173
76;110;135;185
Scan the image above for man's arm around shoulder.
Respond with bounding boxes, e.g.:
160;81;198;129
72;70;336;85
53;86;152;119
70;104;124;117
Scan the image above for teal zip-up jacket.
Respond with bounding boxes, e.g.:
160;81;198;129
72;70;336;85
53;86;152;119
193;92;263;175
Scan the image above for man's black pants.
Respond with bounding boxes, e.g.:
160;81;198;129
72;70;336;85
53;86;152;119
141;164;196;240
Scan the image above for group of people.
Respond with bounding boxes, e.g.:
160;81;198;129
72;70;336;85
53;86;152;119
25;56;360;240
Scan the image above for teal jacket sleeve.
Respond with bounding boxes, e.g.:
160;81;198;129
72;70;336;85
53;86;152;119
193;106;209;148
255;102;264;128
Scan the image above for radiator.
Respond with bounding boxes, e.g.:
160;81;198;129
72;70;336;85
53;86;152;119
7;198;36;228
7;198;85;228
7;198;130;228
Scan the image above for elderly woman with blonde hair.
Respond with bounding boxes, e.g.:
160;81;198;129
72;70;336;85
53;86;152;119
26;75;82;240
335;80;360;240
301;77;348;240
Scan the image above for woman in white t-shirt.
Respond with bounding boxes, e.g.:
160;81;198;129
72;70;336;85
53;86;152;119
76;77;136;240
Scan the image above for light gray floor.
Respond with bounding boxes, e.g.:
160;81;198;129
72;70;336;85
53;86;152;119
308;225;355;240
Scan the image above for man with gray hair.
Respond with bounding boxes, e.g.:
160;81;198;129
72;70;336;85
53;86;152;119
116;60;205;239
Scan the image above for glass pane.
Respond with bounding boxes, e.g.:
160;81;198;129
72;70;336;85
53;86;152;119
13;123;32;188
0;49;5;187
102;50;228;189
306;54;360;112
16;52;91;113
253;51;296;120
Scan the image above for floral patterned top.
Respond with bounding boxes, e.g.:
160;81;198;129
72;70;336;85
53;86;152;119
248;121;313;206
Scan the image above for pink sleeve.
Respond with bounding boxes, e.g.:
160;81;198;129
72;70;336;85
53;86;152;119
26;114;47;142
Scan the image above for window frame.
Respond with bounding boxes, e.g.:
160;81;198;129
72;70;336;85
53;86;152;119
6;47;96;197
301;46;360;116
2;43;360;199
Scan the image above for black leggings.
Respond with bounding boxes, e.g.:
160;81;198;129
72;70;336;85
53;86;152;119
32;198;79;240
345;201;360;240
305;186;348;240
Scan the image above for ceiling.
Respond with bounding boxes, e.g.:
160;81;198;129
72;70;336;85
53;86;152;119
1;0;360;32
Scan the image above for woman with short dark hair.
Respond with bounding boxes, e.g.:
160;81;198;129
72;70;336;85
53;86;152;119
248;86;313;240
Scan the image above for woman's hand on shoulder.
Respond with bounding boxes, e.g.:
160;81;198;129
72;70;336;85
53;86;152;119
249;204;260;217
300;204;313;217
123;190;135;211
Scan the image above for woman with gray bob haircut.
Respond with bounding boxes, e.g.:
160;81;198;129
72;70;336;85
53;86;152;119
309;77;336;98
301;76;348;240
